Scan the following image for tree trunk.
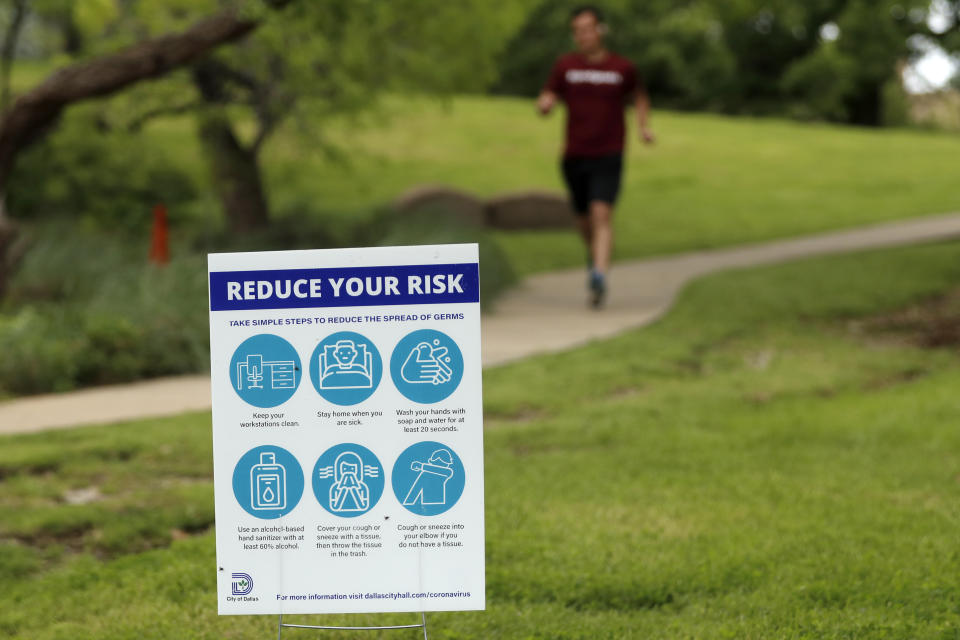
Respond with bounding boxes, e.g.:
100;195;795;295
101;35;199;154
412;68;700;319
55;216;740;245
0;201;15;297
60;16;83;56
192;59;271;231
847;81;883;127
198;111;270;232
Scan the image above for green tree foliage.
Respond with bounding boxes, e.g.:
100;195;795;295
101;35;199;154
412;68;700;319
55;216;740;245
0;0;260;231
933;0;959;50
70;0;507;230
780;42;857;120
1;0;508;231
495;0;947;126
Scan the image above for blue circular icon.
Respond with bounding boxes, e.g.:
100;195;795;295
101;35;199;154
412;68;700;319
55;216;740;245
309;332;382;406
390;330;464;404
229;334;302;408
232;445;305;519
312;444;385;518
391;441;465;516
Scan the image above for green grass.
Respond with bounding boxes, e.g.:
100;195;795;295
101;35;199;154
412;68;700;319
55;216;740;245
3;241;960;637
249;95;960;275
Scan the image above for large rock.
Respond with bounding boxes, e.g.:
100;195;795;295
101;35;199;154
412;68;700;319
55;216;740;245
392;184;486;227
484;190;573;230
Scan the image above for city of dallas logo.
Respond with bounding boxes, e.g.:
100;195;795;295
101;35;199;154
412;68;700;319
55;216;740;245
231;572;253;596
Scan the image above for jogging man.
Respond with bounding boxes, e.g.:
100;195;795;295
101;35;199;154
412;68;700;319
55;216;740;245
537;5;654;307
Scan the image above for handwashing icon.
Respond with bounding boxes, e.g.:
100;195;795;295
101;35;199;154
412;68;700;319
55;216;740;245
400;340;453;386
390;329;464;404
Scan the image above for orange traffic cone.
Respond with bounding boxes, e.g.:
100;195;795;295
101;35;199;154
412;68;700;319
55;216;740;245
149;203;170;265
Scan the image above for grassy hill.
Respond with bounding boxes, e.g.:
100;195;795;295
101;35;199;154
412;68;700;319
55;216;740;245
13;91;960;279
8;51;960;280
244;95;960;275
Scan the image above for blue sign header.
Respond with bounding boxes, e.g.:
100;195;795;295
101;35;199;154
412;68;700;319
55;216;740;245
209;263;479;311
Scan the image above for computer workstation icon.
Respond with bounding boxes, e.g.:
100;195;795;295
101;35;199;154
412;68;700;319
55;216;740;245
236;353;297;391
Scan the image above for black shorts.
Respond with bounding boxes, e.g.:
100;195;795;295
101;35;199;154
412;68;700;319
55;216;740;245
561;153;623;215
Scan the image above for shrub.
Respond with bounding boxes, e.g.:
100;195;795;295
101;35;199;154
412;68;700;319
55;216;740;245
6;107;198;231
1;223;209;396
0;209;517;396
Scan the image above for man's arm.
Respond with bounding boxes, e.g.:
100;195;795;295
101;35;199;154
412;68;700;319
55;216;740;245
537;89;557;116
539;58;564;116
635;88;654;144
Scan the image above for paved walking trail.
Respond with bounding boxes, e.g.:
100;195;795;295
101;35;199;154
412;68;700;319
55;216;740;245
3;212;960;435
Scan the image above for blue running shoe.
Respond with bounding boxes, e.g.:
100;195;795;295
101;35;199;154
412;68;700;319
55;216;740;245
589;270;606;309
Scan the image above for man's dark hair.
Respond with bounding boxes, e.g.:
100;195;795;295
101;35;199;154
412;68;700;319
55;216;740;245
570;5;604;23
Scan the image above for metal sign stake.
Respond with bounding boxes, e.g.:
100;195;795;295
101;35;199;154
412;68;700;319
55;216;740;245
277;612;428;638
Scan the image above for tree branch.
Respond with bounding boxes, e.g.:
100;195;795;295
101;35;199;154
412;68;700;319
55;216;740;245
250;104;286;153
126;100;203;132
193;55;294;155
0;3;289;187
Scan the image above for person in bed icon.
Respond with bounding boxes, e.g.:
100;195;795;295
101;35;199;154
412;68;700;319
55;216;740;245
322;340;372;388
310;332;382;405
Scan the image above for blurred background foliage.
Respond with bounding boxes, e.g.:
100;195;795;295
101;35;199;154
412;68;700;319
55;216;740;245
0;0;956;396
495;0;958;126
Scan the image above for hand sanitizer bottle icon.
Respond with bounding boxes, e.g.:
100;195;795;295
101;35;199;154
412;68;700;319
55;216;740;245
251;452;286;510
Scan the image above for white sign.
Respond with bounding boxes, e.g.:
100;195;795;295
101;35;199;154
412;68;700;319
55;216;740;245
208;244;485;615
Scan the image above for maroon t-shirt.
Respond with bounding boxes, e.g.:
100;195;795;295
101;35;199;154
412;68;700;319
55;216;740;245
544;52;641;157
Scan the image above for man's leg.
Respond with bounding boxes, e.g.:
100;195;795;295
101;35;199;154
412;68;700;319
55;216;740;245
588;200;612;274
585;154;622;307
562;157;592;264
576;215;593;264
586;200;612;308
